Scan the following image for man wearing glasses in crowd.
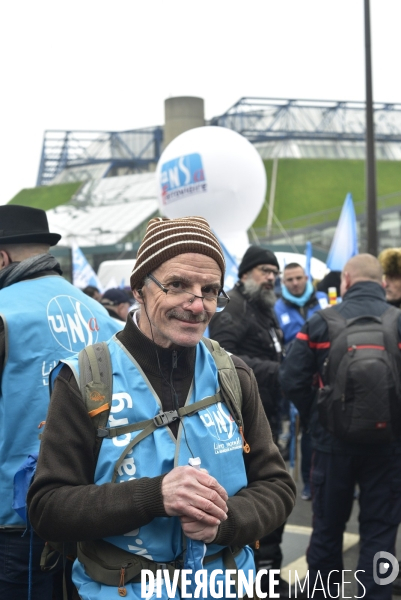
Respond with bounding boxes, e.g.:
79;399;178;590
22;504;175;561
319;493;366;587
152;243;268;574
28;217;295;600
209;245;291;598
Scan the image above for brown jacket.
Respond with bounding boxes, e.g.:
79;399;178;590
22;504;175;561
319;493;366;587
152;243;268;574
28;313;295;549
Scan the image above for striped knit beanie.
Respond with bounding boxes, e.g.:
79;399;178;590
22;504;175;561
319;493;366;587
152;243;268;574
130;216;225;289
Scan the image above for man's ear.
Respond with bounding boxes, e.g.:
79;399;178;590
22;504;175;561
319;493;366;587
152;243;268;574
343;271;352;292
132;288;144;304
0;250;11;270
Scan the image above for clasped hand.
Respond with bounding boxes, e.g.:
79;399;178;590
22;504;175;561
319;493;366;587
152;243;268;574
162;466;228;543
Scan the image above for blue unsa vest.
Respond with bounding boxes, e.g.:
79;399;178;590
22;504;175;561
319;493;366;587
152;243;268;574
275;292;328;346
65;336;255;600
0;275;122;526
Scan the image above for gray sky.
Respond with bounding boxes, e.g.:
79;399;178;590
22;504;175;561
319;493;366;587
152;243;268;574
1;0;400;205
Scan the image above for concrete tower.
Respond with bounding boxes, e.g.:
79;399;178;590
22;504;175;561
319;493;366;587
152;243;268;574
164;96;205;148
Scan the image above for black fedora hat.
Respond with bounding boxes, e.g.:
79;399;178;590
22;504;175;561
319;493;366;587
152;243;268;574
0;205;61;246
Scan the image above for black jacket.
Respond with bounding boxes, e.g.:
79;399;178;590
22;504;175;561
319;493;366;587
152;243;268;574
280;281;401;455
209;282;282;427
388;298;401;309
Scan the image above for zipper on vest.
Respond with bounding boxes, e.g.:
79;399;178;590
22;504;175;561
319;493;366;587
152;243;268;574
118;563;128;596
171;351;179;411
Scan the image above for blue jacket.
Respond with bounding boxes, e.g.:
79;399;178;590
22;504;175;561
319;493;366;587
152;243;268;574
0;275;121;526
279;281;401;455
275;291;328;347
66;337;254;599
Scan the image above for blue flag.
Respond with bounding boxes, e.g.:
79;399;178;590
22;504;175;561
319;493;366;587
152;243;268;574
204;234;238;338
72;244;104;292
326;193;358;271
213;234;239;292
305;241;313;281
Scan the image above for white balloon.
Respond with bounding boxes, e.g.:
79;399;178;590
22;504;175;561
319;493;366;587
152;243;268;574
156;126;267;237
220;231;250;264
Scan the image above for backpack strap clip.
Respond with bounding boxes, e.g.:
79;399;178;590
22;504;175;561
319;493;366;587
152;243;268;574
96;427;111;438
153;410;180;427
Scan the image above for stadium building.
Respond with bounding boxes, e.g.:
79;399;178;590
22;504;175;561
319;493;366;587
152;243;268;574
9;96;401;277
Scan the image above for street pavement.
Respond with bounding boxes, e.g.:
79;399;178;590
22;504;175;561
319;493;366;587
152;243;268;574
280;468;401;599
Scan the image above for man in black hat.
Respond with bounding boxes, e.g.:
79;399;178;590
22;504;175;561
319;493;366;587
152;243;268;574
0;205;122;600
209;245;289;598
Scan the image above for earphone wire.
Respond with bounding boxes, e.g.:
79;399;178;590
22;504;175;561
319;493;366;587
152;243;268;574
142;299;195;459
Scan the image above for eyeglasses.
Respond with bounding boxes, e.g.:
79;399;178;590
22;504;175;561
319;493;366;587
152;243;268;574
256;266;281;277
147;273;230;313
256;265;281;277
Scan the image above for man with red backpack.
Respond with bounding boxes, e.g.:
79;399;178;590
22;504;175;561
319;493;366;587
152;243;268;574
280;254;401;599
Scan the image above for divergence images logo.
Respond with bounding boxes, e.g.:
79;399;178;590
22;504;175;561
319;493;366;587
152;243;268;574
47;295;99;353
373;551;399;586
160;153;206;205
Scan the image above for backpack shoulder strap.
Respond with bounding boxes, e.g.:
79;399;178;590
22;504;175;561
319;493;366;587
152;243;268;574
381;306;401;357
203;336;249;453
78;342;113;459
202;336;244;429
317;306;347;338
315;307;348;383
317;307;349;350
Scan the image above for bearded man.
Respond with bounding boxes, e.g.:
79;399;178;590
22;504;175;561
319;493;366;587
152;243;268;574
209;245;282;436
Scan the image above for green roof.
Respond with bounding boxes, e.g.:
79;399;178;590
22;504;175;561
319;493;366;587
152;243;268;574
8;158;401;234
8;181;83;211
254;158;401;229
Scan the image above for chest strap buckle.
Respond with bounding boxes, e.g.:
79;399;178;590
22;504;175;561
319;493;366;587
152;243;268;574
97;427;111;438
153;410;180;427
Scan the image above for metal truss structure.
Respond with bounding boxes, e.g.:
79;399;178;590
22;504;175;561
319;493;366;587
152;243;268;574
210;97;401;144
37;126;163;186
37;98;401;186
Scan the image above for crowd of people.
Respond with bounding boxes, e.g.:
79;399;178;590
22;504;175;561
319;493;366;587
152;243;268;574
1;204;401;600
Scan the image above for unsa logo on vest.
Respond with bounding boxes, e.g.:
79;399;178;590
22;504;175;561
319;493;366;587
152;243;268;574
200;403;235;441
47;295;99;352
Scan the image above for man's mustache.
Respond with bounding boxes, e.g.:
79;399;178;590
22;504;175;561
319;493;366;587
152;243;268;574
166;308;209;323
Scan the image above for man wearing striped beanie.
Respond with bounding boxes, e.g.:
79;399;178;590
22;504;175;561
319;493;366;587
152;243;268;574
129;216;227;347
29;216;295;600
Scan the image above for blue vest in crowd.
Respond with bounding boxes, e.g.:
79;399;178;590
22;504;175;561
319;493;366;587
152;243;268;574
275;292;328;346
0;276;121;526
66;337;255;600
